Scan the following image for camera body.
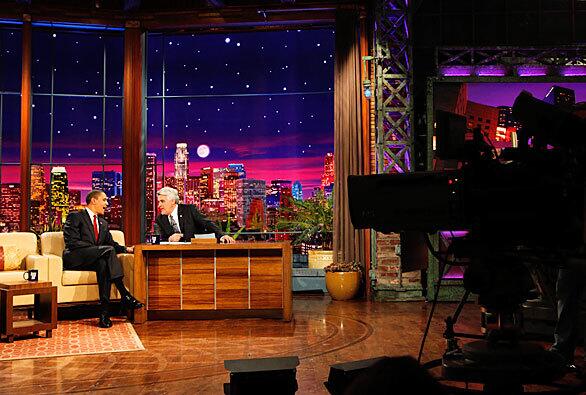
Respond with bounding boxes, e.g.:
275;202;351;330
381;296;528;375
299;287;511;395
348;92;586;309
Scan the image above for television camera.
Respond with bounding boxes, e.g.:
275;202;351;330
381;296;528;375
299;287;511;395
348;92;586;393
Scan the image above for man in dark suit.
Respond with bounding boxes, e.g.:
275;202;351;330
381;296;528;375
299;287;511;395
155;187;235;244
63;190;143;328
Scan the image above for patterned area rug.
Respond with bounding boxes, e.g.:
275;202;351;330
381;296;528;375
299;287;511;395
0;318;144;361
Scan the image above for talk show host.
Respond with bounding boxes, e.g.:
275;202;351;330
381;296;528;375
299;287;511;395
155;187;235;244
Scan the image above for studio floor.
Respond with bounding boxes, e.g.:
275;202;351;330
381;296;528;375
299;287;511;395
0;296;583;394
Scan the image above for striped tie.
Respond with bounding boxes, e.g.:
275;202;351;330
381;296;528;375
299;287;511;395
169;215;181;233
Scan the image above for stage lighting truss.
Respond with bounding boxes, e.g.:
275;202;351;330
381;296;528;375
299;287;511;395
374;0;414;174
437;46;586;77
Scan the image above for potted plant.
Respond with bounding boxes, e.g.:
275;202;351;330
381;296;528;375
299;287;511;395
324;261;362;301
277;190;333;269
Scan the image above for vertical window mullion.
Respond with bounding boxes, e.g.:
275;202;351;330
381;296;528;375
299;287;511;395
102;37;107;183
161;33;166;182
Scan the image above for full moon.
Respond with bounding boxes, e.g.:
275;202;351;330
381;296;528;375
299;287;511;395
197;144;210;158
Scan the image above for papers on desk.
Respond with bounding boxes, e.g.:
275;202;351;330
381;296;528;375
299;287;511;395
160;241;191;245
192;233;216;239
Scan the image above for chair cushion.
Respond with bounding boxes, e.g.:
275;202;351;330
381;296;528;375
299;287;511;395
0;245;22;271
62;270;97;286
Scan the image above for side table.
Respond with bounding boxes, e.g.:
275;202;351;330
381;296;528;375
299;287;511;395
0;281;57;343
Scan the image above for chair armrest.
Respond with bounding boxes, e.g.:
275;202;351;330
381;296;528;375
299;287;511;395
42;253;64;285
117;253;134;294
25;255;50;282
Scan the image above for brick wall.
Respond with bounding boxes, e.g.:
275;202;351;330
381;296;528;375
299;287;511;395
373;232;423;300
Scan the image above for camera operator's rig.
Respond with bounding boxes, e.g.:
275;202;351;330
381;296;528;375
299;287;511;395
348;92;586;394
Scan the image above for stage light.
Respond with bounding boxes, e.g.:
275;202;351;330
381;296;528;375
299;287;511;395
224;356;299;395
362;79;372;99
362;55;374;99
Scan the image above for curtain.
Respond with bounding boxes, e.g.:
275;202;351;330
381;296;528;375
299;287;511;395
333;9;366;266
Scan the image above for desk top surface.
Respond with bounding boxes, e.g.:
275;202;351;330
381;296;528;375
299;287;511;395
136;241;290;251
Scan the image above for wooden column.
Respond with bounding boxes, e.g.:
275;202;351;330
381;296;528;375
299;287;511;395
359;12;372;300
19;18;32;232
122;22;144;246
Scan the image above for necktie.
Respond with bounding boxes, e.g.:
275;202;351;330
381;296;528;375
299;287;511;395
93;215;99;242
169;215;181;233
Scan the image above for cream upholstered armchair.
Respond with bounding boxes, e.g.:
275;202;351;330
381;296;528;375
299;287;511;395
40;231;134;304
0;232;49;306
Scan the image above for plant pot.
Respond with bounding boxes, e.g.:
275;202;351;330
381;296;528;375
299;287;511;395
325;271;360;301
308;249;333;269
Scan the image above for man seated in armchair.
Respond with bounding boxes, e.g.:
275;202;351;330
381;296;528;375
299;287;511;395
63;189;143;328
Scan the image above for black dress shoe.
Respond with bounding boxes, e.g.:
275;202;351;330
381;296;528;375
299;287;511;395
99;312;113;328
121;294;144;310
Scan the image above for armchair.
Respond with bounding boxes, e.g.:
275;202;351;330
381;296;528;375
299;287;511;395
40;231;134;304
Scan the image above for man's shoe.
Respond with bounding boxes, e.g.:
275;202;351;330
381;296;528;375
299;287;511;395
98;312;113;328
121;294;144;310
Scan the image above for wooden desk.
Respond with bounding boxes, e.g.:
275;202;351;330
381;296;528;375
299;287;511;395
132;242;292;323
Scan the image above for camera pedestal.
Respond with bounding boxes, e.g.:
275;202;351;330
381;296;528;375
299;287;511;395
442;340;566;393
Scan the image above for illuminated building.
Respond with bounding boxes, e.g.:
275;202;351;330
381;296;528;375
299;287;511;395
321;153;334;189
199;167;213;200
497;106;521;128
30;164;49;233
223;170;239;215
236;179;265;229
544;85;575;109
246;197;265;230
69;190;82;210
92;170;122;198
174;143;189;202
200;198;225;222
228;163;246;179
105;195;123;230
0;183;21;231
465;101;499;142
185;175;200;206
266;180;292;229
145;153;157;232
164;176;176;189
50;166;69;230
213;167;226;199
292;181;303;201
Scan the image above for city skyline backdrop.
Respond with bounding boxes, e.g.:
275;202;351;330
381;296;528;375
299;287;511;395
1;28;336;202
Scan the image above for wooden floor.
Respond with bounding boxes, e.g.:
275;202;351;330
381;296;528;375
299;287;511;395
0;296;583;394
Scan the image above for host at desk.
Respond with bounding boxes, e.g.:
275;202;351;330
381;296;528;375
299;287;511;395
155;186;236;244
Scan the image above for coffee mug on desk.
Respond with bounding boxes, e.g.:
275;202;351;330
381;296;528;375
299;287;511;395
23;269;39;281
149;234;161;245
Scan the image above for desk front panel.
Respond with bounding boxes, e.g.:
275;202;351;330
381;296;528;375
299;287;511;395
250;249;283;309
182;251;215;310
147;251;181;310
216;250;249;309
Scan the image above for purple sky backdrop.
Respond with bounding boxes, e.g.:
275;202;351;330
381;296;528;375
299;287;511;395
467;82;586;107
0;27;335;200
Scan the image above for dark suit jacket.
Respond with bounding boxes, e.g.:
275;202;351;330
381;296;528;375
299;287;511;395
62;210;127;268
155;204;225;242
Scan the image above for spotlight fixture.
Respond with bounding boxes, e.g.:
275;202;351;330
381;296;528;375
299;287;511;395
361;55;374;99
362;79;372;99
